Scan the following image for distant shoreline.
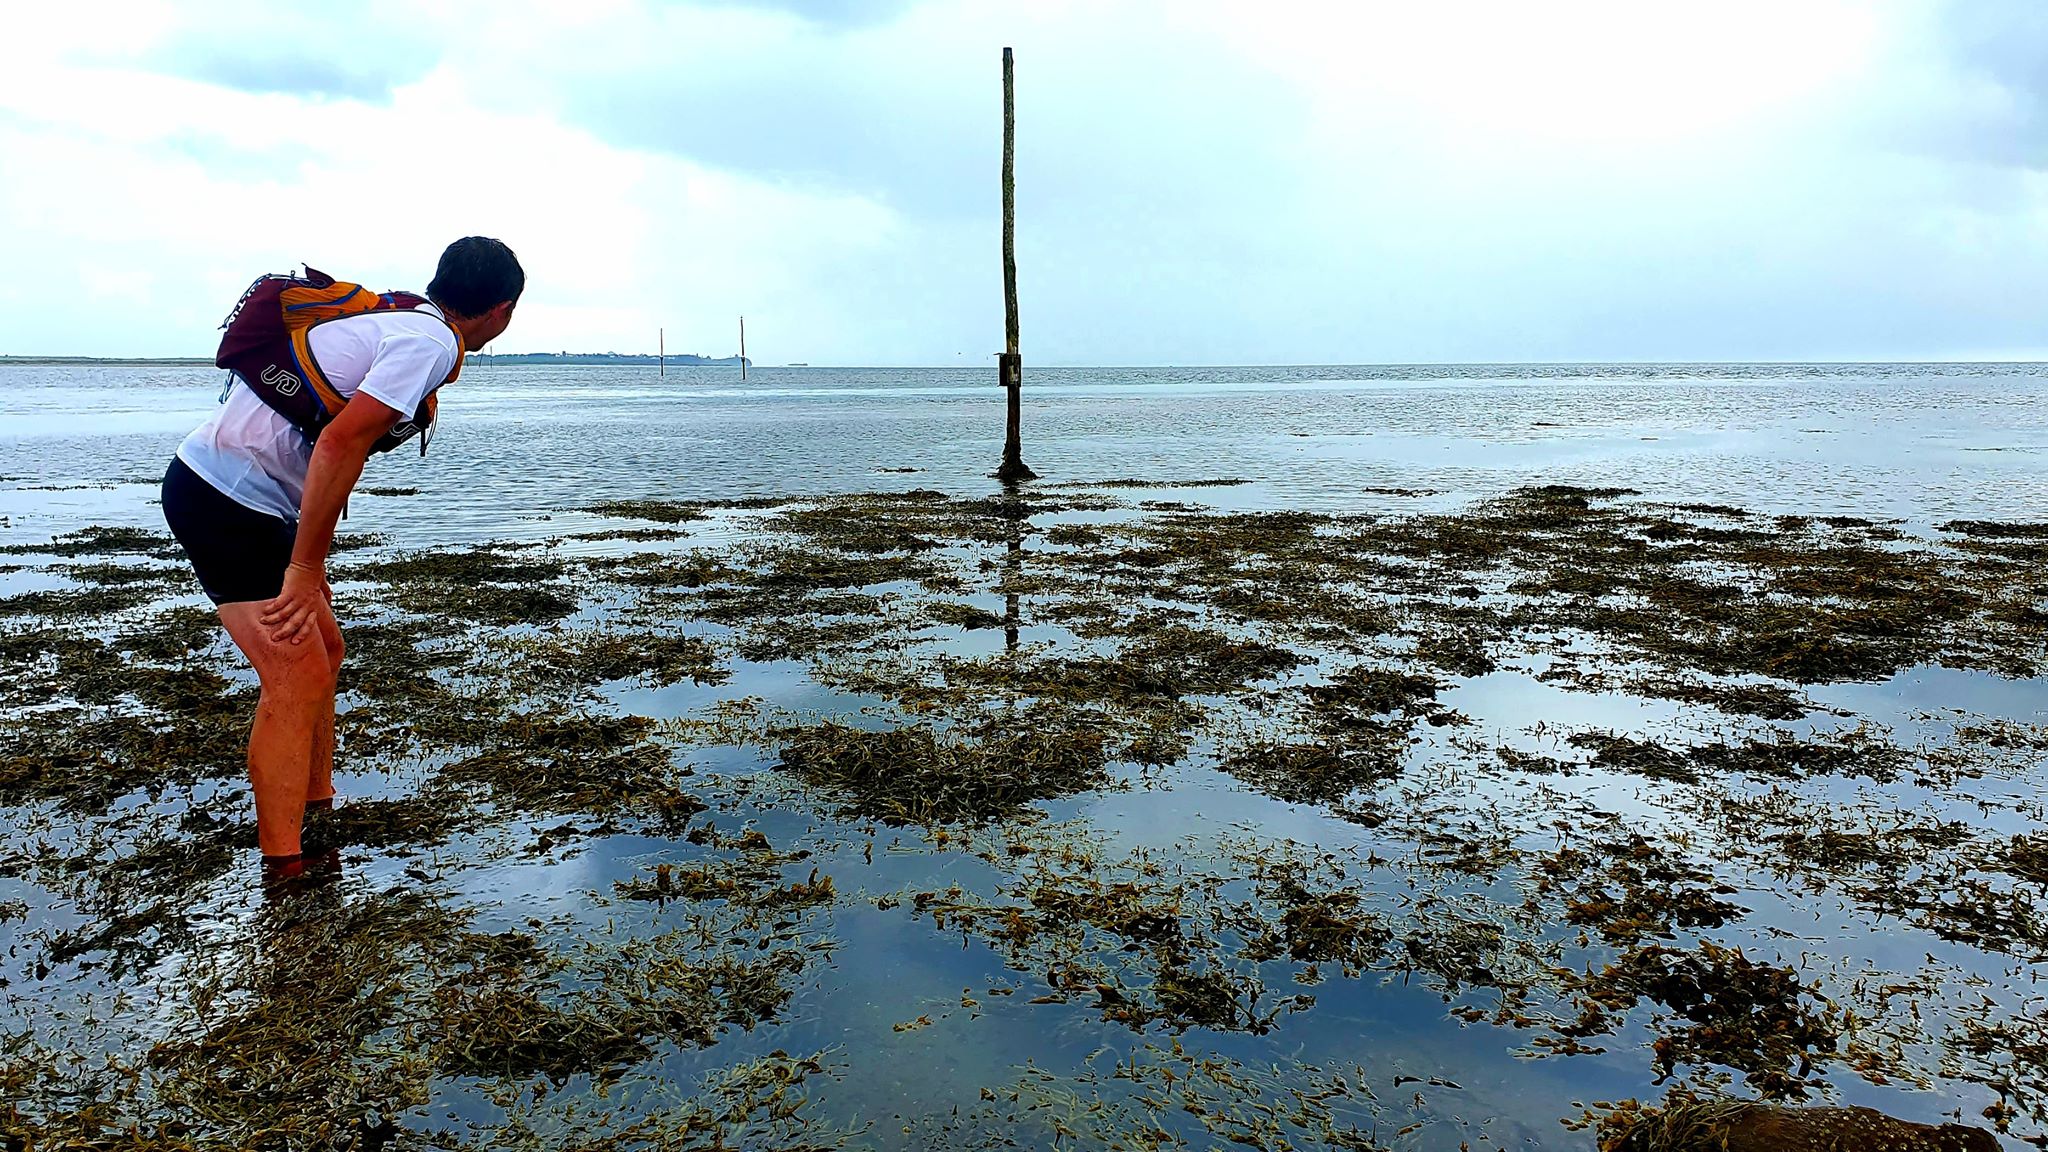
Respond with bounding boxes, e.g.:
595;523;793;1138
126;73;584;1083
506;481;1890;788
0;356;216;367
470;353;752;367
0;353;751;368
2;356;2044;369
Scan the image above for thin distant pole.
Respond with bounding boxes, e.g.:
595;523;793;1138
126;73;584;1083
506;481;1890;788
996;46;1035;482
659;327;664;377
740;315;748;381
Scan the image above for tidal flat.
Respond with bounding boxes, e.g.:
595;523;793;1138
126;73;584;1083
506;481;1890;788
3;475;2047;1150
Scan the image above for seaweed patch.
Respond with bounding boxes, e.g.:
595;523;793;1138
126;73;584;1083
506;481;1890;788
1;482;2044;1147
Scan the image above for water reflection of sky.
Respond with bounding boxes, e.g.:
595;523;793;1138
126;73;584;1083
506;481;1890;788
4;361;2045;1147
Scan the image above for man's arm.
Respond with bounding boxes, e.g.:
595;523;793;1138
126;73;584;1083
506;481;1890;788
259;393;402;644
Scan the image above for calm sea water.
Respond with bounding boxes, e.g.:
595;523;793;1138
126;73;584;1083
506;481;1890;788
3;362;2046;1148
3;362;2046;548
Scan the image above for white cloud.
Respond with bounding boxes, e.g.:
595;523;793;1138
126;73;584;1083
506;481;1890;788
0;22;898;358
0;0;2043;361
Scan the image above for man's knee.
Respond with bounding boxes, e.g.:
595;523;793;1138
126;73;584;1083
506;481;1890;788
220;603;339;695
322;622;345;678
251;631;337;696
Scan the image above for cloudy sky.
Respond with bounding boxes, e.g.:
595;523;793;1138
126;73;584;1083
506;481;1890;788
1;1;2043;363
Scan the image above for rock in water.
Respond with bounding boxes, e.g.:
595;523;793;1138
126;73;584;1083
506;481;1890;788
1604;1102;1998;1152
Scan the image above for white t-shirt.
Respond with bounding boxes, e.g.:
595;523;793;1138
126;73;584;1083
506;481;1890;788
178;304;459;522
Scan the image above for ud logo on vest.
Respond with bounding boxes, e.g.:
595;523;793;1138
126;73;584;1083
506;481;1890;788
259;363;303;397
217;266;463;456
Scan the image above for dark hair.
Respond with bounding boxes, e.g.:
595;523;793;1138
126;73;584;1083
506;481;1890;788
426;236;524;317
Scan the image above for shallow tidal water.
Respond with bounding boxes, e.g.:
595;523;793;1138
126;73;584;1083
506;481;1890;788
2;362;2046;1150
5;361;2048;540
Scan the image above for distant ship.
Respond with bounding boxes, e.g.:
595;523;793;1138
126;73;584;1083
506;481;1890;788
786;362;810;367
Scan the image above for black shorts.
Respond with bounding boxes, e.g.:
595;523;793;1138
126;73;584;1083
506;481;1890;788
161;455;297;605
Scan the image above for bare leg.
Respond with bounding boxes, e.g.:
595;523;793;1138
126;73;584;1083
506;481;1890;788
308;609;344;806
219;601;335;858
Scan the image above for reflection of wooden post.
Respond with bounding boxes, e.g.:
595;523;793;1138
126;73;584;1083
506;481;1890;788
996;46;1035;482
1003;495;1023;653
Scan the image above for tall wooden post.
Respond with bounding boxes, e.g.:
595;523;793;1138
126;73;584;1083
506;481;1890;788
659;327;664;377
740;315;748;381
997;46;1035;482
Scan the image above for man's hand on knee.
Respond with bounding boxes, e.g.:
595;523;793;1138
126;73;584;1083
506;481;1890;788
260;561;330;645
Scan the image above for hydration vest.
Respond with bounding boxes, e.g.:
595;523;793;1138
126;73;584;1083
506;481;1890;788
215;267;465;456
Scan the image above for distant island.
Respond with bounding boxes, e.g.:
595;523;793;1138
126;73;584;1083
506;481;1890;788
470;352;751;367
0;356;212;366
0;353;751;367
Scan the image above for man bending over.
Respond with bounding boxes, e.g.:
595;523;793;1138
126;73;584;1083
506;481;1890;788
161;237;523;878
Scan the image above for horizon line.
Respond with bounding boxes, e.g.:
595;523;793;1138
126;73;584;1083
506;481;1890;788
4;355;2048;369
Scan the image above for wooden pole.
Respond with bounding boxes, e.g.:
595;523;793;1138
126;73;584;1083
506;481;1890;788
659;327;664;377
740;315;748;381
1002;48;1019;362
996;45;1035;482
